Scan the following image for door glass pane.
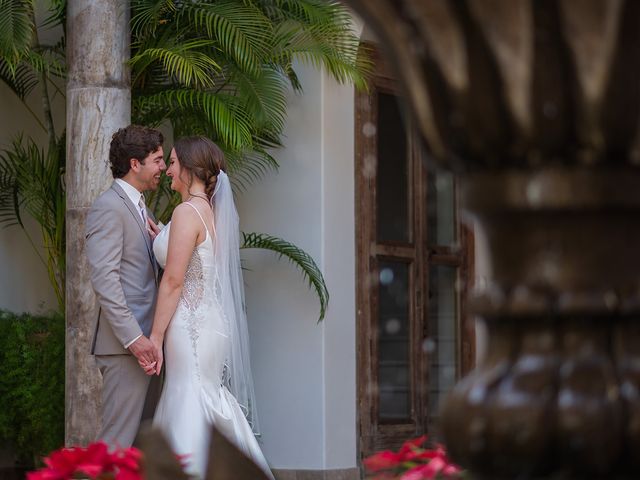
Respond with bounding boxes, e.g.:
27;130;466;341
427;264;458;429
427;169;456;246
376;93;409;242
377;260;410;421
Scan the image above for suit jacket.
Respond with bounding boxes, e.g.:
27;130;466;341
86;181;158;355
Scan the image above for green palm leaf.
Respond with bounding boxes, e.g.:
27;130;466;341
224;147;279;193
130;39;221;88
0;59;37;99
272;19;370;90
0;0;35;71
231;68;288;131
180;1;272;76
131;0;176;37
241;232;329;322
135;89;254;150
0;135;65;312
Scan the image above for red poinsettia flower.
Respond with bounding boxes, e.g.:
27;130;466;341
27;442;146;480
111;446;143;471
363;450;404;472
76;442;112;478
27;447;89;480
363;436;463;479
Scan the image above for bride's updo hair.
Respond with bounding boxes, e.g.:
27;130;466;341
173;136;227;199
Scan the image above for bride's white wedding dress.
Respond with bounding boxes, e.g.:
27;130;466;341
152;202;273;479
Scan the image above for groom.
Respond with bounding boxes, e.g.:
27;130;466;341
85;125;165;447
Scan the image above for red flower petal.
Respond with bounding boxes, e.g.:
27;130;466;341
363;450;403;472
400;436;428;453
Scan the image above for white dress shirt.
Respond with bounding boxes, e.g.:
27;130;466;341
115;178;145;223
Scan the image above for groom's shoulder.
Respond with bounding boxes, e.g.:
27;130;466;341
91;184;120;208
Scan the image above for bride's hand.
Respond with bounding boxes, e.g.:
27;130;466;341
147;218;161;240
150;333;164;375
139;359;157;376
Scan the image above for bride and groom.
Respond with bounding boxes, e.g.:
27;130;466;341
85;125;273;479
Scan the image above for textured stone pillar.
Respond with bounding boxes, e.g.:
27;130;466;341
66;0;130;445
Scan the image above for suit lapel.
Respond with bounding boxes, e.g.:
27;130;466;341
110;182;156;270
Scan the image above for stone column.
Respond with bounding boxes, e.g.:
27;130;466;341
66;0;130;445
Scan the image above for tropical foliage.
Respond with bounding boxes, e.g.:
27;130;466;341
242;232;329;321
0;0;66;311
131;0;370;190
0;134;66;312
0;310;65;467
0;0;370;318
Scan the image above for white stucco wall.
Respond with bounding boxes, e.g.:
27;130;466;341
0;4;64;314
236;62;357;470
0;80;62;314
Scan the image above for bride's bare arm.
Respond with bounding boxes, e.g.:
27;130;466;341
149;204;202;373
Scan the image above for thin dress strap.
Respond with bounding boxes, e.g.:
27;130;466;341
184;201;216;242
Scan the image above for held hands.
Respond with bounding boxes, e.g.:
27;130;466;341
135;335;163;376
136;333;164;376
129;335;158;375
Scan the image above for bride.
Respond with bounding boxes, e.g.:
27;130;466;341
143;136;273;479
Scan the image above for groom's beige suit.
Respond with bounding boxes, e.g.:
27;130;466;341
86;180;159;447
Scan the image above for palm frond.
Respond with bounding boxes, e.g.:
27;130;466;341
179;1;272;76
131;0;176;37
0;134;66;311
42;0;66;30
231;68;288;132
225;146;279;192
135;89;254;150
0;58;37;99
0;138;23;228
273;19;371;90
0;0;35;71
130;39;221;88
241;232;329;322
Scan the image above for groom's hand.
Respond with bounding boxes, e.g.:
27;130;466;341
128;335;157;368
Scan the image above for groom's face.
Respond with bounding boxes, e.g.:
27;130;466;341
135;147;166;191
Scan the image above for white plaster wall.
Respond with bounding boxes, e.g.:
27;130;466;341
237;64;326;469
0;78;62;314
236;60;358;469
321;73;357;469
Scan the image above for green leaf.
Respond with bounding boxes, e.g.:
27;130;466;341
0;0;35;71
241;232;329;322
130;38;221;88
0;134;66;312
0;58;36;99
131;0;176;37
134;89;253;150
179;1;272;76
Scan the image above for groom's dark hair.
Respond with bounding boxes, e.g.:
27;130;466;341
109;125;164;178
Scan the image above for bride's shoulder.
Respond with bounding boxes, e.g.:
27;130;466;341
170;202;200;225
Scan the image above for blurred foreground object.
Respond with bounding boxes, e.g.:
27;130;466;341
343;0;640;477
140;425;270;480
26;425;270;480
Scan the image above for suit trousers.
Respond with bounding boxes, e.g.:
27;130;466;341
95;354;158;448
